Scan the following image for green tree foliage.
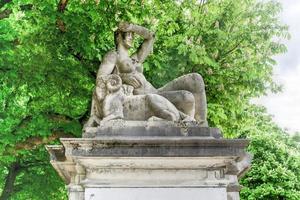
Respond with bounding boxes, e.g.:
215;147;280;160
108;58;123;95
0;0;299;199
238;106;300;199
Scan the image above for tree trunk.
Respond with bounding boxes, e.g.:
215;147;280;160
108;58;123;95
0;162;20;200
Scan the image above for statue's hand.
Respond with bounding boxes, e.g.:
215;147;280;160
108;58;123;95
118;22;132;32
120;73;142;89
122;84;134;96
118;22;153;40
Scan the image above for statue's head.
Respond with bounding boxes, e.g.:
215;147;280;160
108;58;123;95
114;30;134;49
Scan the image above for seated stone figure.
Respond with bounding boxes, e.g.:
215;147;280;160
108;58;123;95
84;22;208;128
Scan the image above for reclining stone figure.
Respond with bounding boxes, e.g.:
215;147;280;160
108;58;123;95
84;22;208;128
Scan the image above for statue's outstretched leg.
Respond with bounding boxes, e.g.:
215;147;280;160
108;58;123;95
158;90;195;118
146;94;180;121
158;73;208;126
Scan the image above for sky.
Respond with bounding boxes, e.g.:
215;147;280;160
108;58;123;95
257;0;300;133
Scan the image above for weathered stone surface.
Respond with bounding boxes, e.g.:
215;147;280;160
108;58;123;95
47;135;251;200
83;120;221;138
46;136;251;179
59;137;248;157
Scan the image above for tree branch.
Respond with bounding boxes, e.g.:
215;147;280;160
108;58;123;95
47;112;73;123
218;39;244;63
4;131;74;156
0;161;20;200
0;159;52;199
4;112;76;154
0;9;12;19
0;0;12;8
57;0;68;12
10;116;33;136
0;3;32;20
19;160;49;170
56;0;69;32
0;66;13;72
78;109;90;125
15;131;74;151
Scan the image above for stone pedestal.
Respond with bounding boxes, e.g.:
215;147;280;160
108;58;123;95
46;126;251;200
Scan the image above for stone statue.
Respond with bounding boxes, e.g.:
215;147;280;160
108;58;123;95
48;25;251;200
84;22;208;129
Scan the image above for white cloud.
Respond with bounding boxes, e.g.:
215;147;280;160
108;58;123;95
256;0;300;133
258;66;300;132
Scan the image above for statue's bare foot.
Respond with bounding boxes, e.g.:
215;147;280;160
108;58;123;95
182;116;195;122
102;113;123;122
148;116;165;121
179;112;196;122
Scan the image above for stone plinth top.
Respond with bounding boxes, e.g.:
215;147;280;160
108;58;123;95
57;136;249;158
46;135;251;187
83;120;221;138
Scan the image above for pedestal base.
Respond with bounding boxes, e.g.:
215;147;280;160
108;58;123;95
46;128;251;200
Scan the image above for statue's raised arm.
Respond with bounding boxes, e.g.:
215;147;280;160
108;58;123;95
118;22;155;63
